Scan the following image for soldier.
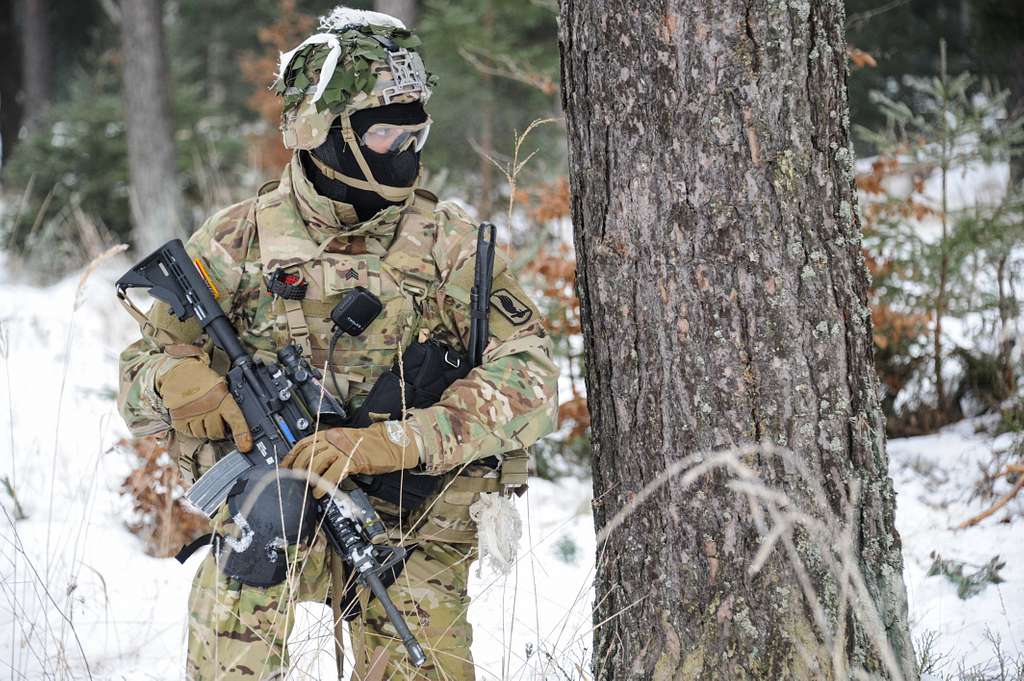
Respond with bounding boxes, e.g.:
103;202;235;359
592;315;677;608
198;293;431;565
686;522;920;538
117;7;558;680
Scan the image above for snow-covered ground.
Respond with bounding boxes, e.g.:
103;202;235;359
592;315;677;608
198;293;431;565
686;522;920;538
0;260;1020;680
0;260;597;680
891;422;1024;678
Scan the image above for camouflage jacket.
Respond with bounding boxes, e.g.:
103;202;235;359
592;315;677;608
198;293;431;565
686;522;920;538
118;156;558;535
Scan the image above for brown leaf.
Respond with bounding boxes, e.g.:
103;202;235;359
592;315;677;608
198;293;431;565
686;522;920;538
847;46;878;69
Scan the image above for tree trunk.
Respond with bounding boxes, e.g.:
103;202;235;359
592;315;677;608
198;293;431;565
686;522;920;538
373;0;416;28
935;40;951;411
119;0;186;254
477;0;495;219
19;0;52;132
1008;42;1024;188
559;1;916;679
996;255;1015;397
1;0;24;161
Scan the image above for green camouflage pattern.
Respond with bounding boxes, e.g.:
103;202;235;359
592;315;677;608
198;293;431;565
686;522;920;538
349;541;477;680
186;508;332;681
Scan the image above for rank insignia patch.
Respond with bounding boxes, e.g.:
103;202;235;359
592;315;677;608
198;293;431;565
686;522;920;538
490;288;533;325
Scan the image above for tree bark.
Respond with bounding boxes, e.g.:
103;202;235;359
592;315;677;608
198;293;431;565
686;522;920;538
119;0;186;254
19;0;52;132
373;0;417;28
559;1;916;679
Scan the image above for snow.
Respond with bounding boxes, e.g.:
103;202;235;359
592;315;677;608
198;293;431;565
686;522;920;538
318;8;407;32
890;420;1024;677
0;260;597;680
0;257;1019;680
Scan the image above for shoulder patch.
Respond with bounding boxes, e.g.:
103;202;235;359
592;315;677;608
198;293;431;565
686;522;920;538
490;288;533;326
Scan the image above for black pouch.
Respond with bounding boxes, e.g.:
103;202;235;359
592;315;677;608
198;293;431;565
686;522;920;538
349;339;471;512
350;339;471;426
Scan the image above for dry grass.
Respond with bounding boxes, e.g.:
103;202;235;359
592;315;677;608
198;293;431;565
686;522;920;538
594;442;913;681
916;627;1024;681
1;246;125;681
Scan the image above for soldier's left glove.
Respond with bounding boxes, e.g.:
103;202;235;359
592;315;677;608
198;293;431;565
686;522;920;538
280;421;420;498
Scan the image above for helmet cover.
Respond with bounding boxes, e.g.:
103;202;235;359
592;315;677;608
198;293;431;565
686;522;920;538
276;7;436;150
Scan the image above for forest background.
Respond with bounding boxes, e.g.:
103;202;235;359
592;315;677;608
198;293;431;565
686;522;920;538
4;0;1024;445
1;0;1024;679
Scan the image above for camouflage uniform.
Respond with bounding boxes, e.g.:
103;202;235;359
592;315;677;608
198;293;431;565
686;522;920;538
118;152;559;678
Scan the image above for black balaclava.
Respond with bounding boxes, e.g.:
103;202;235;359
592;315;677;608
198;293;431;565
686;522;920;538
302;101;428;223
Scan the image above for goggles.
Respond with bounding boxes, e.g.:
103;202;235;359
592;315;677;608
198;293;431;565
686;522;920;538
359;117;432;154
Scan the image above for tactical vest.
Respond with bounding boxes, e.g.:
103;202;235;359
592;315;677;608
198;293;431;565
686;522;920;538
254;182;435;406
244;182;526;544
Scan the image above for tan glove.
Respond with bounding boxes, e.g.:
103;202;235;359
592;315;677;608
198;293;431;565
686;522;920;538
281;422;420;498
156;357;253;452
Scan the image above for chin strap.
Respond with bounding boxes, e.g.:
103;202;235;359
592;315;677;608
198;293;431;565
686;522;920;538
307;114;417;204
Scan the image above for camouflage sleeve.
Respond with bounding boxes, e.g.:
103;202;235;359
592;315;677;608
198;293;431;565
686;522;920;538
117;200;256;436
407;201;559;473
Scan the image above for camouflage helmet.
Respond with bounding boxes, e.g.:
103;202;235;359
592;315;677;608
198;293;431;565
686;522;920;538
275;7;435;151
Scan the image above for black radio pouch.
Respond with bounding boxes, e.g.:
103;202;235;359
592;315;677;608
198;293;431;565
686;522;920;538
349;339;471;512
350;339;471;427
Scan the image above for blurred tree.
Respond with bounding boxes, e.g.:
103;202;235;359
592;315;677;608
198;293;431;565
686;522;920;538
417;0;562;217
119;0;186;253
969;0;1024;186
0;1;23;164
238;0;318;175
2;0;567;266
374;0;416;27
857;45;1024;418
1;64;129;269
173;0;329;122
856;157;934;430
1;0;326;271
847;0;1024;161
846;0;973;150
18;0;53;132
563;0;915;677
0;51;250;274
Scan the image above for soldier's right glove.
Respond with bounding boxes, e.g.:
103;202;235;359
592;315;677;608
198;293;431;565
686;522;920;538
156;356;253;453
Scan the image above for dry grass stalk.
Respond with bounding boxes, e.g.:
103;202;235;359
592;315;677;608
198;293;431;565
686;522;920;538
74;243;128;309
2;243;141;681
596;442;912;681
473;117;561;240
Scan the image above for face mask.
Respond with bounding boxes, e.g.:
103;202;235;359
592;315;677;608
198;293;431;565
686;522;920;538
308;102;429;214
357;144;421;189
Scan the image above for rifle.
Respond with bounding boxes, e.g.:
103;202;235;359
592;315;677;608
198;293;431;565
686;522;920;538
469;223;496;368
116;238;427;668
